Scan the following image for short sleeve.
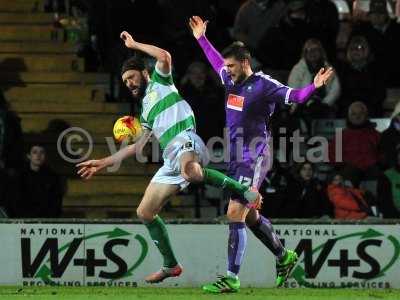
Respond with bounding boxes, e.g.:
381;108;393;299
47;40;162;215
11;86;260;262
151;65;174;86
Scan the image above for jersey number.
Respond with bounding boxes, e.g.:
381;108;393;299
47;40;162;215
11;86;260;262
238;176;252;187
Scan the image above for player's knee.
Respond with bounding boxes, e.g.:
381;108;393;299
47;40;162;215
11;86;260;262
227;205;245;222
226;207;237;221
245;208;259;226
181;161;202;182
136;206;154;222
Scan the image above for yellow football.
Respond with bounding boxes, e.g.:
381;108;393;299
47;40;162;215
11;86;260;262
113;116;142;143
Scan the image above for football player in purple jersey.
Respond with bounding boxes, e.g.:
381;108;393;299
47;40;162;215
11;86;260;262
190;16;334;292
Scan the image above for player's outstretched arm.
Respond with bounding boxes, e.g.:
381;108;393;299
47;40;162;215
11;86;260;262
189;16;224;73
120;31;171;75
76;129;152;180
288;67;334;104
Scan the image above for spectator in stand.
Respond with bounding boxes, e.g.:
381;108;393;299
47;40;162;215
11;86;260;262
377;145;400;218
305;0;340;63
327;172;372;220
336;19;353;63
232;0;287;65
352;0;369;23
179;61;225;143
288;38;341;119
352;0;400;87
12;144;65;218
259;159;290;218
379;102;400;169
336;35;386;117
328;101;381;187
256;0;312;69
284;161;331;218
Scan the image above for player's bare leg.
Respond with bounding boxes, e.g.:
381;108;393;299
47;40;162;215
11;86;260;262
136;182;178;221
227;200;249;222
137;182;183;283
180;151;203;182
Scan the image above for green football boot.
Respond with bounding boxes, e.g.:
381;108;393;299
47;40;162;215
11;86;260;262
202;275;240;293
276;250;299;287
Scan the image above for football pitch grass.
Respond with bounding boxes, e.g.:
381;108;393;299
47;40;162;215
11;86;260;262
0;287;399;300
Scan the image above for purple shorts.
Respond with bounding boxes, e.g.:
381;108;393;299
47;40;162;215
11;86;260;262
228;145;271;205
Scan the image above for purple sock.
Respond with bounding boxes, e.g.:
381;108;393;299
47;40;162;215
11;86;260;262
227;222;247;276
248;215;285;259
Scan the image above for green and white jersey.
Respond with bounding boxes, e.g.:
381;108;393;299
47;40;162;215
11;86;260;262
140;66;196;150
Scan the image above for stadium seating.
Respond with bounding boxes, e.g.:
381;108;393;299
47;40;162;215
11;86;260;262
0;0;43;13
0;0;199;219
0;25;63;42
0;54;84;72
0;12;54;24
0;41;76;53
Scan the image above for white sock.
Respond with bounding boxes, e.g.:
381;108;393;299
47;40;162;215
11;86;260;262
227;271;239;280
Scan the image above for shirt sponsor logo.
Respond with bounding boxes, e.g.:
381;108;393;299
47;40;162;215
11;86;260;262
147;91;158;103
227;94;244;111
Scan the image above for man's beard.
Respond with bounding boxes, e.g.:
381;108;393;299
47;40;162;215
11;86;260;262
235;72;247;84
130;81;146;100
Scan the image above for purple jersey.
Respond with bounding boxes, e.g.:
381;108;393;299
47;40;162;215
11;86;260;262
197;35;315;199
220;69;291;163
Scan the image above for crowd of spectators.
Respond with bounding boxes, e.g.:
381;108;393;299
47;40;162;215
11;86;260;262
1;0;400;219
41;0;400;117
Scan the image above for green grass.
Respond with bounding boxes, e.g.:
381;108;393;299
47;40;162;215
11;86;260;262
0;287;399;300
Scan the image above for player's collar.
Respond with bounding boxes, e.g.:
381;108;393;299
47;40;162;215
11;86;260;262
235;73;254;86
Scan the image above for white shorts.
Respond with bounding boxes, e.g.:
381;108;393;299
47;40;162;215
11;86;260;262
151;130;209;190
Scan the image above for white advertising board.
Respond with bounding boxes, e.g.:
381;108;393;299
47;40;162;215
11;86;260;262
0;223;398;288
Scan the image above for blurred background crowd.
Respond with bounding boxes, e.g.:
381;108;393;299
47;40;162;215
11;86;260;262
1;0;400;220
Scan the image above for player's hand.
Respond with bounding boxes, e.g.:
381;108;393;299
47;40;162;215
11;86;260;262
189;16;208;39
120;31;137;49
76;159;106;180
314;67;334;89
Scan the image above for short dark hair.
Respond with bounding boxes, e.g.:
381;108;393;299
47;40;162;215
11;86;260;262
121;56;146;77
27;143;46;154
221;41;251;61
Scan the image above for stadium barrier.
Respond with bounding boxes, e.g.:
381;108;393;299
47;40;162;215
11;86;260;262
0;219;399;288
